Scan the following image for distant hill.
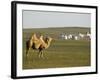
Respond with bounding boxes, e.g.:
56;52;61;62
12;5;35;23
23;27;90;34
23;27;90;39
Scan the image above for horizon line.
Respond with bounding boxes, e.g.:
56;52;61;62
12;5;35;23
23;26;91;29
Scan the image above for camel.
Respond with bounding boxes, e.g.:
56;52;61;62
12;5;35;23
26;33;52;58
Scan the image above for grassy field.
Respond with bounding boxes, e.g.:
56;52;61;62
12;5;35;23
22;27;91;69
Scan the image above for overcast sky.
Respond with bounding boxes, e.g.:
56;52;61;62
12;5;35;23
23;10;91;28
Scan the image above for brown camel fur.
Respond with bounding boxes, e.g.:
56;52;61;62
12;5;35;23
26;33;52;58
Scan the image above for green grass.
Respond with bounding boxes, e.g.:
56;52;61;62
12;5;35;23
22;27;91;69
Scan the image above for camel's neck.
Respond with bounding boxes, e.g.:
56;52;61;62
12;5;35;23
45;40;52;49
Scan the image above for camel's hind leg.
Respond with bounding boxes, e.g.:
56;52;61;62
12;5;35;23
26;47;30;56
26;40;31;56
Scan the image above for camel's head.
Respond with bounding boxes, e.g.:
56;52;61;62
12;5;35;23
46;37;52;42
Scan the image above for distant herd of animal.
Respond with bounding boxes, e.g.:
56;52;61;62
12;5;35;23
60;32;91;40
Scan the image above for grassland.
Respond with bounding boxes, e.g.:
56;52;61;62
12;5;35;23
22;27;90;69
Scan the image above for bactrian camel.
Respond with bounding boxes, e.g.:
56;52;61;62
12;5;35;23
26;33;52;58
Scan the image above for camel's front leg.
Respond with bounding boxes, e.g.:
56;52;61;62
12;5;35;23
26;40;31;56
38;49;41;58
41;50;44;58
38;49;44;58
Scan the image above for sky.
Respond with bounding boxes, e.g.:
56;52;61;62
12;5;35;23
23;10;91;28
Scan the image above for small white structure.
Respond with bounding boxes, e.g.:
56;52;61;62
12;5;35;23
86;32;91;39
79;33;84;38
61;34;65;39
74;36;79;40
64;35;68;40
68;34;73;39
